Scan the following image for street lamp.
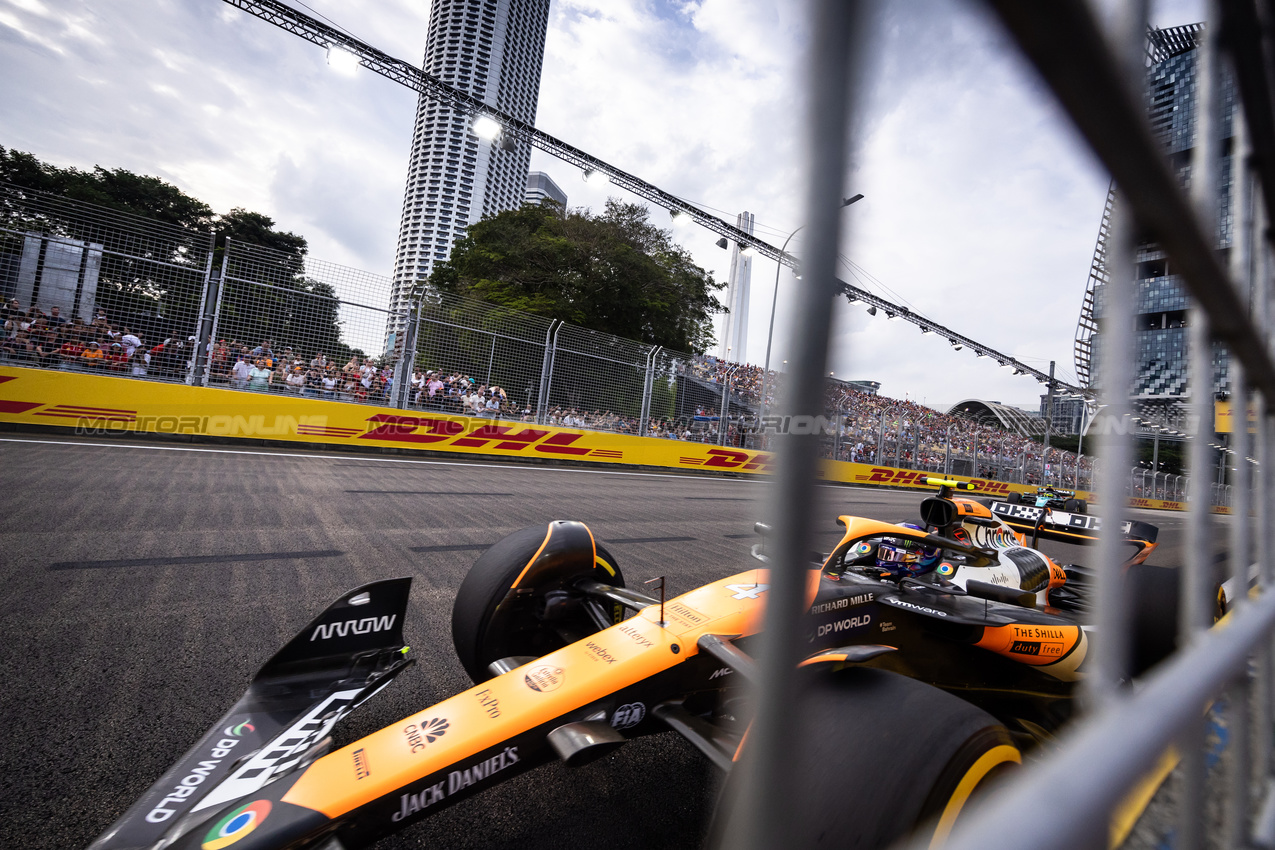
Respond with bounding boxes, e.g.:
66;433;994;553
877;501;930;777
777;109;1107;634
758;194;863;417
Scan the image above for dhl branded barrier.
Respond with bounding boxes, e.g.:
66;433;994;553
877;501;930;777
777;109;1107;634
0;366;772;471
0;366;1217;512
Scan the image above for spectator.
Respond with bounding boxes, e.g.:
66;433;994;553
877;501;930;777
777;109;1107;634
106;343;128;372
120;329;142;356
58;336;86;369
80;341;105;369
129;346;149;377
248;358;272;391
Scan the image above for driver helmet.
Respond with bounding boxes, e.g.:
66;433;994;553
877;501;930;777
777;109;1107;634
875;523;941;578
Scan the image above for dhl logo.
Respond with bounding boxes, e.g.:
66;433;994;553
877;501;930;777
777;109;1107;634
863;468;1011;493
678;448;772;472
360;415;591;456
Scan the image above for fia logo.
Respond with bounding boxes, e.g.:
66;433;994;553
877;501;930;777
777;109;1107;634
611;702;646;730
725;583;770;600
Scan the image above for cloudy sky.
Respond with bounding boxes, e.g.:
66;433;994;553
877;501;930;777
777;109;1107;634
0;0;1202;409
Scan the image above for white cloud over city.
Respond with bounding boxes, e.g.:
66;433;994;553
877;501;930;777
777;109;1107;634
0;0;1206;409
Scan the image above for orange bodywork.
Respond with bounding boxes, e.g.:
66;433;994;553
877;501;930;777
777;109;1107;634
974;622;1087;674
283;569;779;817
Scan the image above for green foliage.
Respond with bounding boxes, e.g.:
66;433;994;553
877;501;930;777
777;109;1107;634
429;199;724;354
0;146;364;360
1;146;214;229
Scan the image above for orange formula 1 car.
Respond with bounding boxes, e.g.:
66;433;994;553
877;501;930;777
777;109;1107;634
89;479;1211;850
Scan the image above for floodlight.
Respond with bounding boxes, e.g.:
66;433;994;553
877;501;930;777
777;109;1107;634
326;45;360;75
472;115;502;140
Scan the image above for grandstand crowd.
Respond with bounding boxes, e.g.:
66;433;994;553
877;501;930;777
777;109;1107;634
1;298;1091;486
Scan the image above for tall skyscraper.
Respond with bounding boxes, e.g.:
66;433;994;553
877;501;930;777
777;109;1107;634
1076;23;1233;425
719;211;755;362
387;0;551;344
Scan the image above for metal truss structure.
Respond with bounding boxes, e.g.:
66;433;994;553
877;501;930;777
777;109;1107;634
1073;181;1113;389
219;0;1086;396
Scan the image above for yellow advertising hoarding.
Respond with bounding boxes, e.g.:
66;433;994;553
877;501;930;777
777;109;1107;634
12;366;1213;509
1215;398;1257;434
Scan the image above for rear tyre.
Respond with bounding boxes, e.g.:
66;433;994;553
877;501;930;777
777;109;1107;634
1063;499;1080;513
1006;491;1023;505
1076;499;1088;514
711;668;1019;849
451;521;624;683
1125;562;1226;676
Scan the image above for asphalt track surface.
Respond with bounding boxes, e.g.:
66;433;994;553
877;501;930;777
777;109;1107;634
0;436;1211;850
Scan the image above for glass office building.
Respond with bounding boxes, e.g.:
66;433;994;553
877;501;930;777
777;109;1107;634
1080;24;1235;426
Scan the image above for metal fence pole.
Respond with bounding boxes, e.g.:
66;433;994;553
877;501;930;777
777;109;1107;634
1180;7;1223;846
719;364;738;446
1083;0;1144;716
1255;183;1274;801
944;424;952;475
485;334;495;387
718;4;861;848
877;411;885;465
202;243;231;388
392;306;419;410
536;320;559;425
188;232;218;386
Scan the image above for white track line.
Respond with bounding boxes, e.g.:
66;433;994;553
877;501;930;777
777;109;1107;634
0;435;784;485
0;436;892;491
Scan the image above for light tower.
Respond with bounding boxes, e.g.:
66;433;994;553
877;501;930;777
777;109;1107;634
386;0;551;352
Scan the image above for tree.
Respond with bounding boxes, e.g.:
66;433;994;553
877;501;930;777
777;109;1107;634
0;147;365;361
429;199;724;353
0;146;214;229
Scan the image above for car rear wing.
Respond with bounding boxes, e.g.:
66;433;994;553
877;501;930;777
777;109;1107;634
988;501;1158;547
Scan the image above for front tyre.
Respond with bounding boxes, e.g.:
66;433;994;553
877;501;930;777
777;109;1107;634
712;668;1019;850
451;521;624;684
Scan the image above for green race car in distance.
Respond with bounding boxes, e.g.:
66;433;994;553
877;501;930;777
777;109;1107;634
1007;486;1087;514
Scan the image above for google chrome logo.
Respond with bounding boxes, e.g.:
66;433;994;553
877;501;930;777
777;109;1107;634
202;800;272;849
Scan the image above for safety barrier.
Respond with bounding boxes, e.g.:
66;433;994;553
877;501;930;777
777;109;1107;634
9;365;1238;515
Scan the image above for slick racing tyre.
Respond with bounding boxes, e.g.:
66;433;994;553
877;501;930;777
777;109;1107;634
1076;499;1088;514
1126;562;1226;676
451;521;625;684
711;668;1019;850
1007;492;1023;505
1063;499;1080;513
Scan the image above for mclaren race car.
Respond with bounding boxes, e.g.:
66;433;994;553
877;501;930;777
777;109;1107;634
89;479;1210;850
